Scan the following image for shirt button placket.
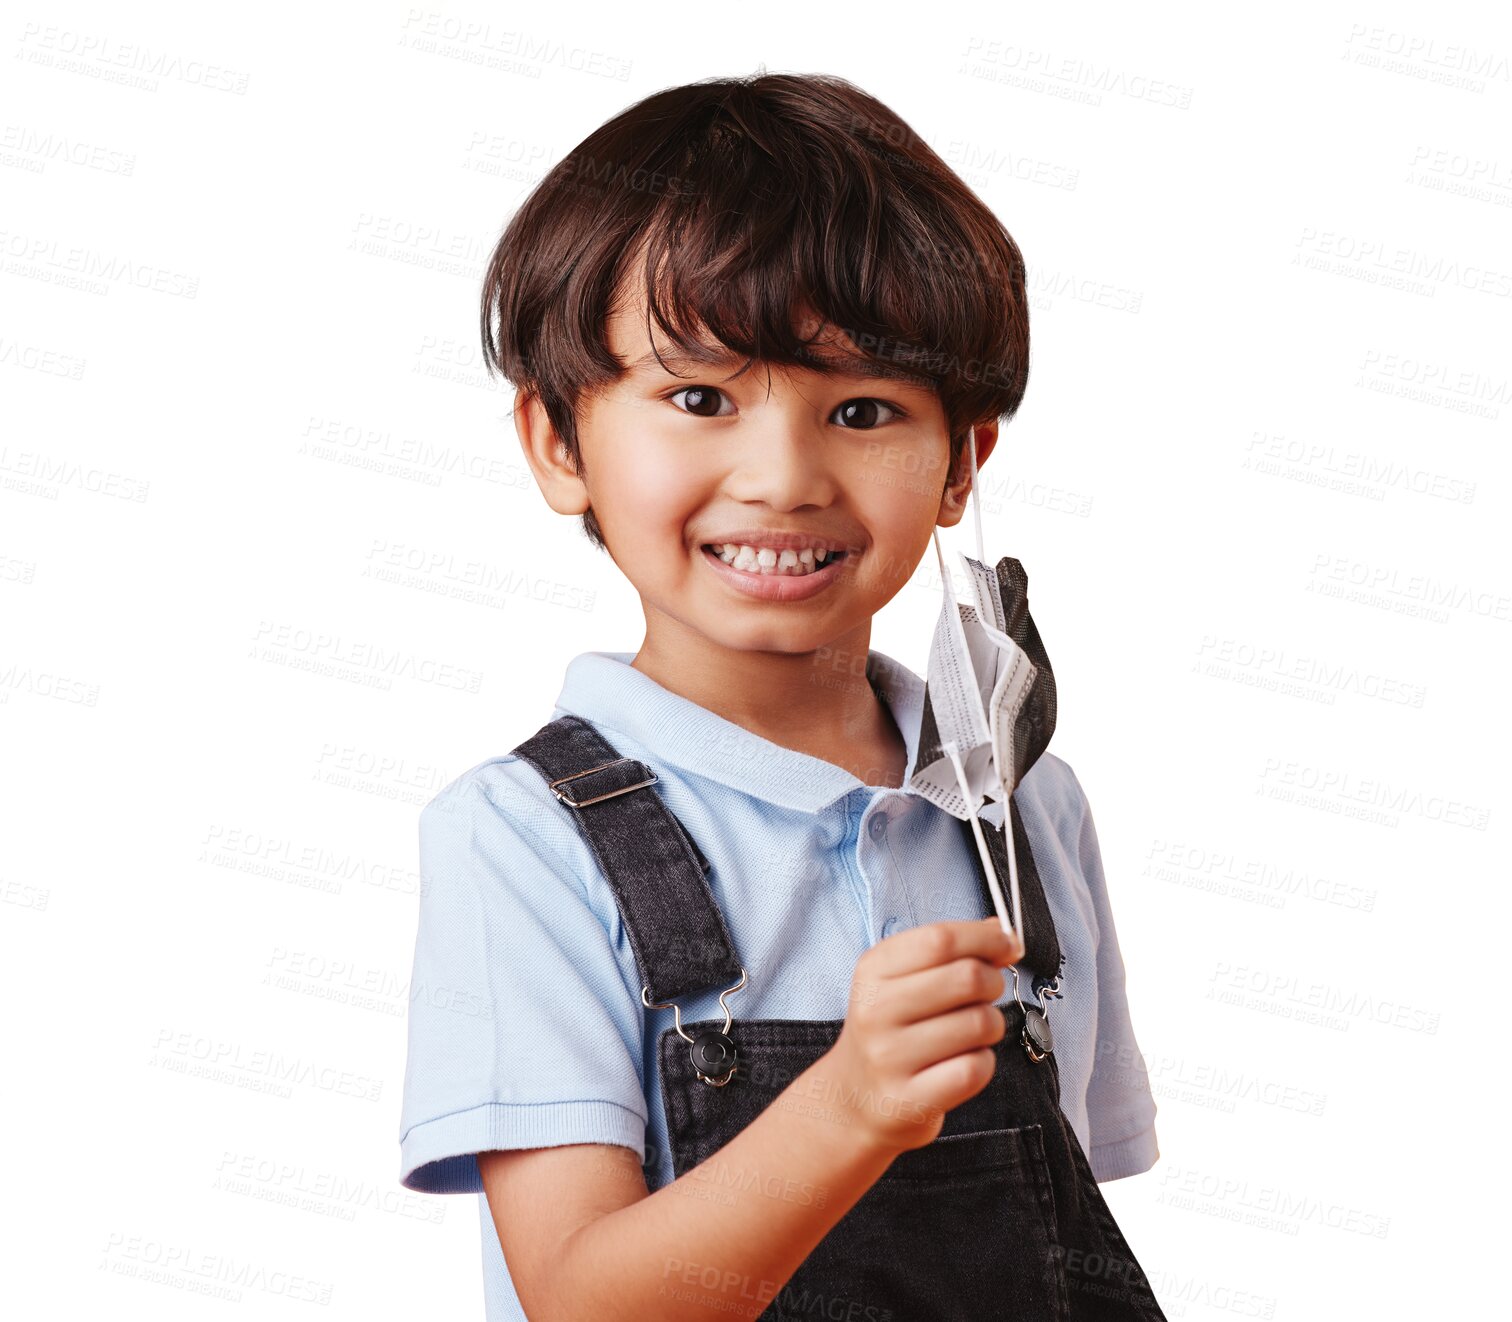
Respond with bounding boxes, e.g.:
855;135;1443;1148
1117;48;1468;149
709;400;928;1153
866;805;906;942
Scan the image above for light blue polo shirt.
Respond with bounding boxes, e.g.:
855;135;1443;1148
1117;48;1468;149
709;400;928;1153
398;647;1159;1320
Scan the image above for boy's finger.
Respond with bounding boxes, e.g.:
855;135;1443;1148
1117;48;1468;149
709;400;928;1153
869;917;1023;979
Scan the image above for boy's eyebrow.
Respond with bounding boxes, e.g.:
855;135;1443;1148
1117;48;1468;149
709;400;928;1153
627;345;937;391
627;347;741;374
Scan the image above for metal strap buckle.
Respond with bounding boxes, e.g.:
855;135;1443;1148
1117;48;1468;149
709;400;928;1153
548;758;658;808
1012;964;1056;1064
643;969;749;1088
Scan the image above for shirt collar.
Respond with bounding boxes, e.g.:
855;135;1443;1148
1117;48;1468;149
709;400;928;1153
550;647;926;813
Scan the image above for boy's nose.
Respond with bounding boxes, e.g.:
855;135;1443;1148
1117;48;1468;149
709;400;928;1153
721;418;842;506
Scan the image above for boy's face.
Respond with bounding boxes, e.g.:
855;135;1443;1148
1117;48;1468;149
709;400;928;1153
518;283;996;662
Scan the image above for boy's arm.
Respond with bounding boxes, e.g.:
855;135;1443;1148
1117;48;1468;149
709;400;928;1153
1065;762;1160;1180
483;1053;898;1322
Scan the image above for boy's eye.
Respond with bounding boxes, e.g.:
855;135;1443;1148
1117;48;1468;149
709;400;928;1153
667;388;903;427
833;398;902;429
668;386;734;418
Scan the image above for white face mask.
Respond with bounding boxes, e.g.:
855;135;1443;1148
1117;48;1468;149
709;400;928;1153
908;429;1057;953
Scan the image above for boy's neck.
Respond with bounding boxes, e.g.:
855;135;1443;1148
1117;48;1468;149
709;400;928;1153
629;641;909;791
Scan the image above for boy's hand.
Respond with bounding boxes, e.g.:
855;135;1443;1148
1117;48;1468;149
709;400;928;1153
822;917;1023;1156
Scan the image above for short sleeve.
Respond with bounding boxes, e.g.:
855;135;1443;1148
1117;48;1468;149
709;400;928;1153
1065;765;1160;1182
397;768;648;1194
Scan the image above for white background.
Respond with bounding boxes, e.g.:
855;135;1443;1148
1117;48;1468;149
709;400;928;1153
3;0;1508;1317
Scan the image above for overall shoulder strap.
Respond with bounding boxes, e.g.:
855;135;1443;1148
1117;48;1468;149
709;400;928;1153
510;714;744;1005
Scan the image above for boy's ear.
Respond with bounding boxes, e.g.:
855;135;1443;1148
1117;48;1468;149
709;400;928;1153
513;389;592;517
937;419;1000;529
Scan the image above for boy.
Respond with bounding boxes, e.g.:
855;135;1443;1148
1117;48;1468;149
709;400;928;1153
399;73;1163;1321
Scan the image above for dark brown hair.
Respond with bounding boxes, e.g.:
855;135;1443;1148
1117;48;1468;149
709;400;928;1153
480;71;1030;551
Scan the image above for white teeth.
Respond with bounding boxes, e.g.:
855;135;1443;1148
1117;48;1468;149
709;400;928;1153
710;542;845;577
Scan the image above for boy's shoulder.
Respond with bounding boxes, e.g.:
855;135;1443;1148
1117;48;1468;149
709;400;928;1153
423;747;547;816
415;731;616;923
416;704;685;888
421;701;667;822
1024;749;1088;815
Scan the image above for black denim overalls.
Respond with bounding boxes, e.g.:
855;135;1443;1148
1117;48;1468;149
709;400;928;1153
509;703;1167;1322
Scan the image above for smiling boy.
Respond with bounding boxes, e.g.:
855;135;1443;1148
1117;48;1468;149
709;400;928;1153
399;73;1164;1321
528;302;964;790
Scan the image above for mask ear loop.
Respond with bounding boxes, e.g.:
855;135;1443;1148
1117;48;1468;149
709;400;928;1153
966;424;986;566
941;738;1020;948
985;731;1035;1018
988;742;1025;954
934;426;989;569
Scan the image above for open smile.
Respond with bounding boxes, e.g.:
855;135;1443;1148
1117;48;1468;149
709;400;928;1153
698;543;852;602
